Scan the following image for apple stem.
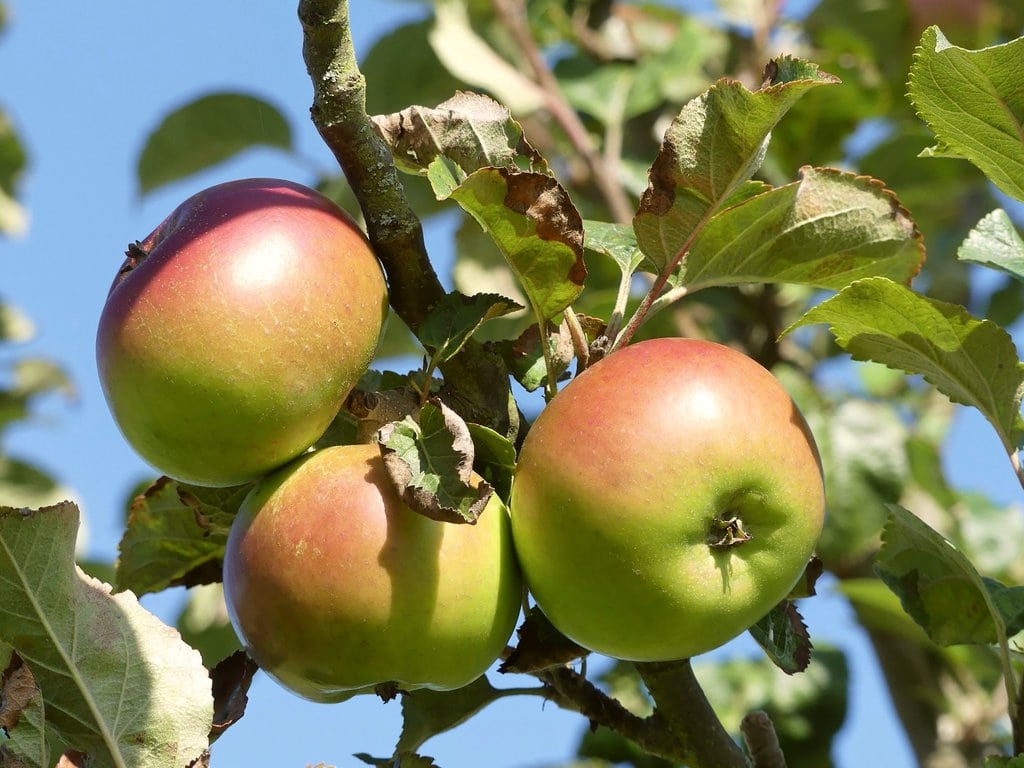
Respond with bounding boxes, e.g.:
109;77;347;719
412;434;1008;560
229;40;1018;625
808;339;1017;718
563;309;590;373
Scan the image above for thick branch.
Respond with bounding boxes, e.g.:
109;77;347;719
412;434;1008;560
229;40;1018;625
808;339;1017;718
637;660;751;768
298;0;516;437
298;0;443;331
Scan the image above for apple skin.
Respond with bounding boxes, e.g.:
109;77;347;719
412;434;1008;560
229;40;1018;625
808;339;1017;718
222;443;524;702
96;178;388;486
509;338;825;662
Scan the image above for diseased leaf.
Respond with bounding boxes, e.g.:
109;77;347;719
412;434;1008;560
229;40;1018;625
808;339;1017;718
875;505;1024;646
493;321;574;393
418;291;523;365
116;478;250;596
0;652;48;768
0;503;212;767
500;607;588;674
748;601;812;674
137;92;291;196
372;92;545;179
378;399;493;524
680;167;924;291
208;651;258;744
787;277;1024;455
958;208;1024;281
450;168;586;321
634;56;838;269
909;27;1024;201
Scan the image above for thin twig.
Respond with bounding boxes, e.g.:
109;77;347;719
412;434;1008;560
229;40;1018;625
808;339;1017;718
491;0;634;224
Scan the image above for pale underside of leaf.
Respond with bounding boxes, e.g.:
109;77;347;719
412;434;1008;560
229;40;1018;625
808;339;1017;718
957;208;1024;282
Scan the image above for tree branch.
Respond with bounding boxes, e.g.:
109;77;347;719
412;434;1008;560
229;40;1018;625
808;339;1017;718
298;0;517;437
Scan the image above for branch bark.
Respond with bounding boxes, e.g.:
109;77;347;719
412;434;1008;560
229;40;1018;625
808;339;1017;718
298;0;516;437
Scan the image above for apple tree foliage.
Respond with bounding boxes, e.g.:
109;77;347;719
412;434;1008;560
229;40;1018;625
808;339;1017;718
5;0;1024;767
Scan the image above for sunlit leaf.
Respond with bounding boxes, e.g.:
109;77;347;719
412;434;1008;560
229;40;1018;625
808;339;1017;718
787;277;1024;455
634;56;838;270
137;92;291;196
910;26;1024;201
0;503;212;766
418;291;523;365
958;208;1024;282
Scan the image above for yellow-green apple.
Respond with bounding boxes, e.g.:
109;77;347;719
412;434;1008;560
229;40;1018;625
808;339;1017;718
509;337;824;661
96;178;387;486
222;443;523;701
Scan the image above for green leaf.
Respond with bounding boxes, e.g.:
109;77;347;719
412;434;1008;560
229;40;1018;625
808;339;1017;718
0;503;212;766
466;423;516;504
0;456;74;512
137;92;292;196
583;220;649;275
748;601;812;674
116;477;249;596
378;399;493;524
909;26;1024;201
176;584;241;668
418;291;524;365
837;578;933;647
0;302;34;343
396;676;510;754
680;167;924;291
494;321;574;393
787;277;1024;455
449;168;586;322
372;91;546;179
958;208;1024;281
875;505;1024;645
986;755;1024;767
634;56;838;270
0;111;27;236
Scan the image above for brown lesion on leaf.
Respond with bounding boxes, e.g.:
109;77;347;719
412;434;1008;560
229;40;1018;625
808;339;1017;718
637;141;680;218
0;652;38;734
501;170;586;286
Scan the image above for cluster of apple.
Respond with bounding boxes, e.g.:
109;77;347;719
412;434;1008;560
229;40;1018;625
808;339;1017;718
96;178;825;702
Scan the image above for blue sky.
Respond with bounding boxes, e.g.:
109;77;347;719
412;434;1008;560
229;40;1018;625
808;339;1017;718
2;1;1017;766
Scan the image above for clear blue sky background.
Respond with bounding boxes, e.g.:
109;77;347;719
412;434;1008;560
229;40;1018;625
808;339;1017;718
2;1;1019;766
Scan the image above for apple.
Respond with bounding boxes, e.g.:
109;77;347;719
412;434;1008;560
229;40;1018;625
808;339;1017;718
509;337;825;662
96;178;388;486
222;443;523;702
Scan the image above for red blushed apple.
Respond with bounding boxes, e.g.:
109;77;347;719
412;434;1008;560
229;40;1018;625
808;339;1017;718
222;443;524;701
96;178;388;486
509;337;825;662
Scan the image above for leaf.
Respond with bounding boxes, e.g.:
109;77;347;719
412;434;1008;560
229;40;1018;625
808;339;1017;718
493;321;574;393
449;168;586;321
875;505;1024;645
371;91;545;179
1;651;48;768
176;584;242;668
0;503;212;767
137;92;292;196
418;292;523;365
428;0;544;114
680;167;924;291
0;111;27;237
466;423;516;504
634;56;839;270
499;607;588;674
748;601;812;674
0;302;34;343
583;220;649;275
396;676;509;754
909;26;1024;202
208;651;258;744
958;208;1024;281
116;478;250;596
837;578;933;647
787;277;1024;455
0;457;74;512
378;399;493;524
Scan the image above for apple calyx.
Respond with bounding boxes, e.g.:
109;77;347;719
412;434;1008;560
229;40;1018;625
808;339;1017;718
707;515;753;549
375;681;403;702
113;241;149;287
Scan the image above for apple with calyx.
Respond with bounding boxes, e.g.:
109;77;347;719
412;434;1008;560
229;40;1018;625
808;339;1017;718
96;178;388;487
222;443;523;702
509;337;825;662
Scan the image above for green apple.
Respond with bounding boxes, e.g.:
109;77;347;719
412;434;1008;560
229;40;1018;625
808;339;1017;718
222;443;523;702
509;337;825;661
96;178;388;487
